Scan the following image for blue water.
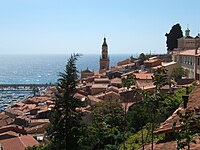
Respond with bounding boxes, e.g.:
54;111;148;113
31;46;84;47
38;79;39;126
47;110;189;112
0;54;134;84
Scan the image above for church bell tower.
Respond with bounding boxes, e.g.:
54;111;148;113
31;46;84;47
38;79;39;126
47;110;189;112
100;37;109;70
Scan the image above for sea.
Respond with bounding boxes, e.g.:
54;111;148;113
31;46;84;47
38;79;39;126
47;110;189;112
0;54;134;111
0;54;136;110
0;54;135;84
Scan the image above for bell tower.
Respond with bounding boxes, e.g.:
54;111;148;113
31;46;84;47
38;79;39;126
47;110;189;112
100;37;109;70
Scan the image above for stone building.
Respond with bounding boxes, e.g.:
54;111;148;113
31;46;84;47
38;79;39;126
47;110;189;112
81;68;94;79
100;37;110;70
177;27;200;50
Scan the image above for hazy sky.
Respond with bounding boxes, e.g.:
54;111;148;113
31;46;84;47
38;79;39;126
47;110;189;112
0;0;199;55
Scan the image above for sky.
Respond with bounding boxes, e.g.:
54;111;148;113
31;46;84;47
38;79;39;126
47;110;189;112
0;0;199;55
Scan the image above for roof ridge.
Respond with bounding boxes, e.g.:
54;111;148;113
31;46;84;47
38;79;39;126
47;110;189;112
19;136;26;148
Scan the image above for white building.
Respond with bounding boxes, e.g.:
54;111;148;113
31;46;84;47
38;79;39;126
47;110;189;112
172;49;200;80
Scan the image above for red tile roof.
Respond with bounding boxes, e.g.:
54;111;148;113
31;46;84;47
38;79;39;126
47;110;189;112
173;49;200;56
0;135;39;150
111;77;122;84
134;73;153;80
140;137;200;150
155;85;200;135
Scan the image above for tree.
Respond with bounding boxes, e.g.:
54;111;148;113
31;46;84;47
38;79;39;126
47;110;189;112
138;53;148;65
145;67;168;150
152;67;168;92
122;74;136;89
127;101;149;133
173;109;200;150
172;67;188;81
46;54;84;150
79;100;125;150
165;23;183;52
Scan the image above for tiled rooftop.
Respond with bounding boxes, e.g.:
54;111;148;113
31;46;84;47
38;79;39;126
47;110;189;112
0;135;39;150
173;49;200;56
155;85;200;135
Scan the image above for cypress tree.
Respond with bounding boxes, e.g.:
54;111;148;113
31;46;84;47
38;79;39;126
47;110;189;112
47;54;83;150
165;23;183;52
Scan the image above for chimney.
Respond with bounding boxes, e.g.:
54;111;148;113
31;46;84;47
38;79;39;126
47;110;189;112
195;47;198;55
186;86;189;95
182;95;189;109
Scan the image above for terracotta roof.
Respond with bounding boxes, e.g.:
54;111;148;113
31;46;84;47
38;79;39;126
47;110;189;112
113;63;135;69
94;78;109;82
107;70;123;74
121;70;135;76
0;125;27;135
0;112;14;127
140;137;200;150
0;135;39;150
92;84;108;89
0;131;18;140
87;95;102;104
144;58;161;63
136;80;154;89
173;49;200;56
134;73;153;80
94;91;120;100
74;93;87;99
155;86;200;135
111;77;122;84
117;58;134;66
11;102;25;108
5;108;23;117
122;71;153;80
107;86;119;93
27;123;50;134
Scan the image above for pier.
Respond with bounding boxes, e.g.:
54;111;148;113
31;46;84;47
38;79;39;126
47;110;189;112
0;83;56;91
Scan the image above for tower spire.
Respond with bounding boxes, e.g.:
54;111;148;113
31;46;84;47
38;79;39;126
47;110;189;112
185;25;190;37
187;24;189;29
100;37;109;70
102;37;107;46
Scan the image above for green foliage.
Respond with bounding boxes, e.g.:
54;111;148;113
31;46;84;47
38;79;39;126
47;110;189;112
163;85;194;120
152;67;168;92
127;101;150;133
79;100;125;150
173;109;200;150
119;127;165;150
172;67;188;81
119;129;149;150
122;74;136;89
46;54;84;150
123;84;195;150
138;53;148;65
165;23;183;51
26;142;54;150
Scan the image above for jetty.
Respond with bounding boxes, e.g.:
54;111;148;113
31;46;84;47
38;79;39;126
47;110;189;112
0;83;56;91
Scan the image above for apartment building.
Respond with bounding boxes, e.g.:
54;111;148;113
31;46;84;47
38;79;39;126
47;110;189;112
172;49;200;80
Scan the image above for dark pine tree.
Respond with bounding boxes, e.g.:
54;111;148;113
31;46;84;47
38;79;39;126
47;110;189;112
165;23;183;52
47;54;84;150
